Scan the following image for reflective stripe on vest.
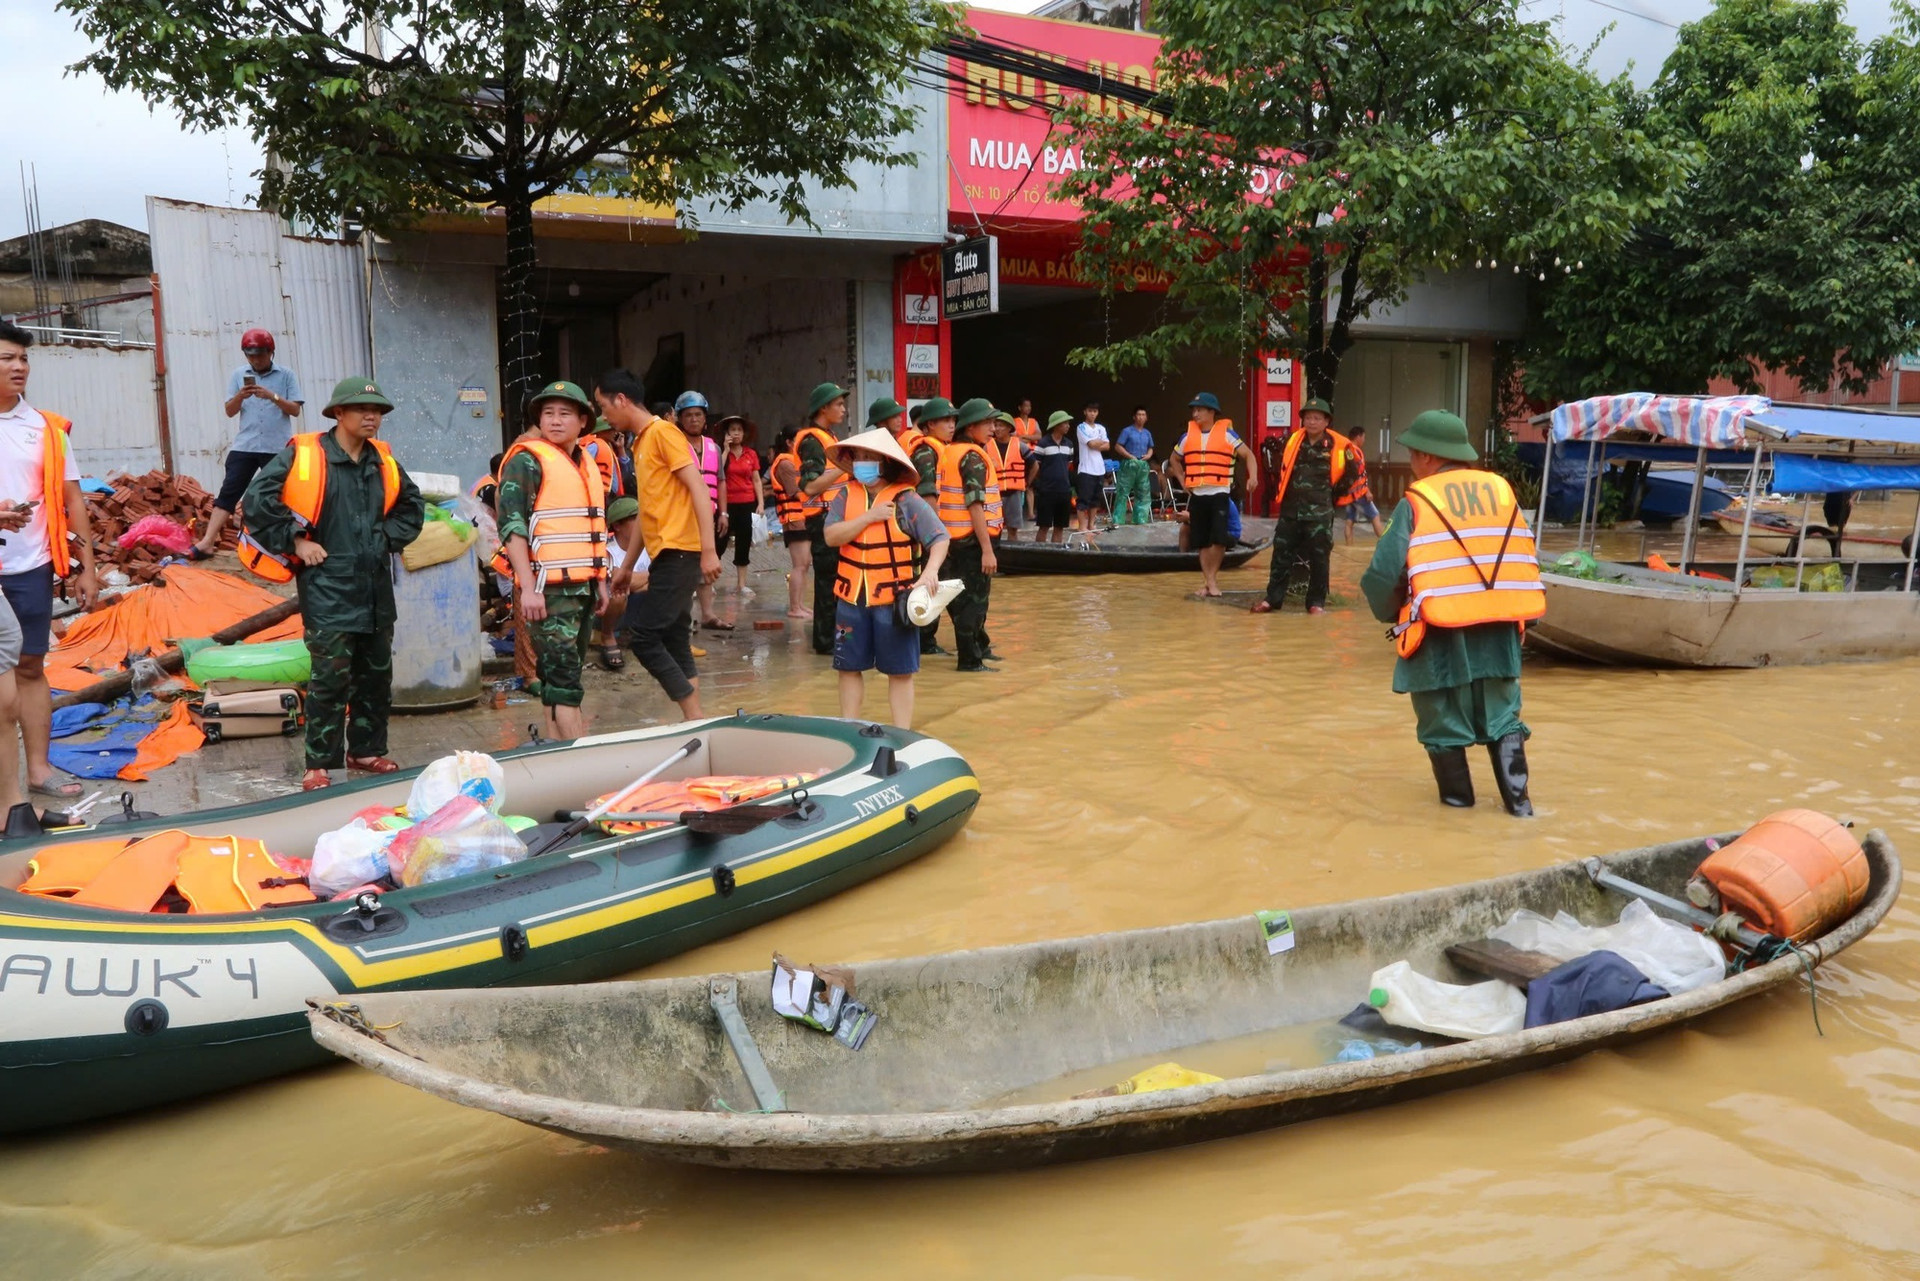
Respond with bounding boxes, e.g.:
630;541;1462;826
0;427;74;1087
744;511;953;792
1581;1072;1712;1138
770;451;807;528
1179;423;1237;490
238;433;401;583
834;481;917;607
936;441;1003;540
1274;427;1350;510
989;437;1027;491
794;426;843;519
487;439;608;589
1391;469;1545;657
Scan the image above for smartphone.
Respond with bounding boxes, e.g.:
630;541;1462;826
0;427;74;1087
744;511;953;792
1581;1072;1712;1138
243;375;257;387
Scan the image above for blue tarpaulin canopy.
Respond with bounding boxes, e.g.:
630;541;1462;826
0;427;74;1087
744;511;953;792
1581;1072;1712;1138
1770;455;1920;494
1747;405;1920;447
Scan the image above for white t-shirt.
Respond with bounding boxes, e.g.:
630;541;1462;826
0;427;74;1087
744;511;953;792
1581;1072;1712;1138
1076;422;1109;476
0;400;80;572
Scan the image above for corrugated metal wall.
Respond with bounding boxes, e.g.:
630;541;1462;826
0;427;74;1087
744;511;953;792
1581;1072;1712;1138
27;344;165;477
148;199;369;488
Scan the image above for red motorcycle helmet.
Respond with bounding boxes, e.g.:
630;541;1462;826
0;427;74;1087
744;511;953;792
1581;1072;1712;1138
240;328;275;353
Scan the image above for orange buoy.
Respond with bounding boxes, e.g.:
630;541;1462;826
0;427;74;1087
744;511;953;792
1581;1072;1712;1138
1693;809;1870;942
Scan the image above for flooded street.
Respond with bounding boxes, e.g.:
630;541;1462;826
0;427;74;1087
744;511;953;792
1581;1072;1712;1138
5;536;1920;1280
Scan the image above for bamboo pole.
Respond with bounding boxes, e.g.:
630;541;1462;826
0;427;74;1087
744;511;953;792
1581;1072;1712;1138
51;597;301;710
1678;444;1707;571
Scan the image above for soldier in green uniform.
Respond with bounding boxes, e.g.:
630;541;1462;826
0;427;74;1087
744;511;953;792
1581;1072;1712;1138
910;396;956;656
947;399;1002;672
243;378;425;791
1253;397;1353;615
1360;411;1540;815
496;380;612;742
797;382;850;655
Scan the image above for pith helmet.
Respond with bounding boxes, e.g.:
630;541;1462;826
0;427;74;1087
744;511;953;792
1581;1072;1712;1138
527;379;594;417
323;377;394;418
954;398;998;431
917;395;957;424
1046;410;1074;429
807;382;849;417
1399;410;1479;462
1300;397;1334;419
867;396;907;427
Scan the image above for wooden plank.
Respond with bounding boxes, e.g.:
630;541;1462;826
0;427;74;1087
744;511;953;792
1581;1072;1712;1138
1446;939;1563;988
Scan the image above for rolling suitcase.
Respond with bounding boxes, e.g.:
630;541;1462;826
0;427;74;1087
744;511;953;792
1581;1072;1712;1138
190;683;304;743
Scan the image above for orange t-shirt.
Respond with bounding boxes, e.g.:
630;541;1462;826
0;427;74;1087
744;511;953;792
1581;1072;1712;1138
634;416;702;556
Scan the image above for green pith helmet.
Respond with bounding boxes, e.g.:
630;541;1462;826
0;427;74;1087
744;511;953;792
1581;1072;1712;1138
808;382;849;417
527;379;595;418
1046;410;1074;429
867;396;907;427
323;377;394;419
955;397;997;431
917;395;958;424
1399;410;1479;462
1300;397;1334;420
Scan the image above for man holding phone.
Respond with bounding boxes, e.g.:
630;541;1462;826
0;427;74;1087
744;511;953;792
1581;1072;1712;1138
191;328;303;559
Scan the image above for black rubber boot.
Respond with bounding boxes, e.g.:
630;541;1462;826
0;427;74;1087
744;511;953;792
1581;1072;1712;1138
1488;733;1534;817
1428;748;1474;808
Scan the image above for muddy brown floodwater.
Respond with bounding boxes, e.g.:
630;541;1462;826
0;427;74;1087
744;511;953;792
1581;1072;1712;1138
4;524;1920;1279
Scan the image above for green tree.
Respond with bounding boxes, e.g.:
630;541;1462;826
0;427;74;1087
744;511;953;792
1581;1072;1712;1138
1525;0;1920;399
62;0;957;425
1052;0;1687;401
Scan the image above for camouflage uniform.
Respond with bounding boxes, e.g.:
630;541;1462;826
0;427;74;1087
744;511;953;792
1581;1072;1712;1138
911;438;946;654
949;449;996;669
495;447;599;708
303;629;393;768
1263;433;1349;610
797;428;839;654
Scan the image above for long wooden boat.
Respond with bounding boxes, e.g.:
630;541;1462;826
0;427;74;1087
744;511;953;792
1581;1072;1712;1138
998;519;1274;576
307;825;1899;1173
0;715;977;1133
1530;561;1920;667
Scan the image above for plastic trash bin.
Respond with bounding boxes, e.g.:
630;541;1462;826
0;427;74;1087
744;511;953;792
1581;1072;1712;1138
392;544;482;710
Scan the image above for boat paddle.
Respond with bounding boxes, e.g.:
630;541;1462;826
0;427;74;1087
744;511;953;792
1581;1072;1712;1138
555;799;806;836
529;737;701;857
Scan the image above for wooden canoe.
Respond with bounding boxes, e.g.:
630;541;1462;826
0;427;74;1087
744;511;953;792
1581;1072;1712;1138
307;825;1899;1173
1529;563;1920;667
0;714;977;1134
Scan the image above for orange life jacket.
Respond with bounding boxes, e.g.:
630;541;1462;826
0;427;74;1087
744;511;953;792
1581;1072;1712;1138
834;481;918;607
4;411;76;575
1390;469;1545;658
487;439;608;588
1273;428;1351;511
896;426;927;463
1334;442;1371;508
238;433;402;583
910;437;946;498
581;436;625;499
30;829;315;913
1179;423;1238;490
793;425;843;520
1012;416;1039;441
937;441;1003;540
769;451;808;529
988;437;1028;492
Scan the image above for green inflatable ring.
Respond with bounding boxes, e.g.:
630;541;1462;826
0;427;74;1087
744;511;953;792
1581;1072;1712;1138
186;638;311;686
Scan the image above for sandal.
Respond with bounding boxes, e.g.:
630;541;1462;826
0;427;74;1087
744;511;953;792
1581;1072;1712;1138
596;644;626;672
187;546;213;562
302;769;332;791
28;775;83;800
346;755;401;774
703;618;735;632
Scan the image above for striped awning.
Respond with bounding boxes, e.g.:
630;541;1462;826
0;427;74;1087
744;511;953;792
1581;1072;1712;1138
1548;394;1770;449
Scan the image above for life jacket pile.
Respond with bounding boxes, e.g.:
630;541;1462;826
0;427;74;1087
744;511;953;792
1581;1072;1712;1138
591;771;820;835
238;433;402;583
835;481;918;608
937;440;1003;539
20;830;317;913
1389;468;1545;657
486;439;609;590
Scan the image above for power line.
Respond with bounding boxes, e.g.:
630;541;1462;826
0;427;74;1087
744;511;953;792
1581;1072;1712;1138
1566;0;1681;30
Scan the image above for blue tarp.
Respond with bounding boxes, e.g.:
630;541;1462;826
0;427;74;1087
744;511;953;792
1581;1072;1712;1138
1771;454;1920;494
1749;405;1920;447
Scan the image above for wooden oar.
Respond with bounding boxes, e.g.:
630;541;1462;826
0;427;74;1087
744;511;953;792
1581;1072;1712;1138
558;800;805;836
528;738;700;857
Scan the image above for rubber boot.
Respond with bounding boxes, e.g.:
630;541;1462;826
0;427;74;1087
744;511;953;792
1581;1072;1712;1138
1428;748;1474;808
1487;733;1534;817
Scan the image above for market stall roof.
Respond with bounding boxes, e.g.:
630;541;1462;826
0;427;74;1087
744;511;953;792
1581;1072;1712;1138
1770;455;1920;494
1544;394;1770;448
1745;403;1920;448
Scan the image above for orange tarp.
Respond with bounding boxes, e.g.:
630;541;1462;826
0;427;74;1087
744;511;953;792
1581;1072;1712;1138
118;699;205;782
48;568;302;693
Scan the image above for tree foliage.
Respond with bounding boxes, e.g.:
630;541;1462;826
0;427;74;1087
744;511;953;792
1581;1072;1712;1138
62;0;956;417
1524;0;1920;399
1052;0;1687;400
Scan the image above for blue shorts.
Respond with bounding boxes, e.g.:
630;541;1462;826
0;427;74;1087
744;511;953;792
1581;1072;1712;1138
0;564;56;656
1343;496;1381;522
832;601;921;677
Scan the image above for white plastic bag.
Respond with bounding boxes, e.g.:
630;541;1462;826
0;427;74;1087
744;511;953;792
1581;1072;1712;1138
1489;899;1726;995
753;509;773;547
310;821;396;896
1367;960;1527;1039
396;805;527;887
407;751;505;819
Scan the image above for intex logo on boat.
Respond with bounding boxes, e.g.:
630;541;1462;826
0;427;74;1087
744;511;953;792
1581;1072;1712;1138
852;785;905;819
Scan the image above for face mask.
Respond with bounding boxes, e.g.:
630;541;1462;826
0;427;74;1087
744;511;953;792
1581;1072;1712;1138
851;460;882;486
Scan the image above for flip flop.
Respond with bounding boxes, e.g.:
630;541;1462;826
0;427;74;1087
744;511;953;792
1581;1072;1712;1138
28;775;83;800
703;619;735;631
346;756;400;774
596;645;626;672
187;546;213;562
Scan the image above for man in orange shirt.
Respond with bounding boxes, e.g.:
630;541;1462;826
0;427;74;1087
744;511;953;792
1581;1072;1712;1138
594;369;721;719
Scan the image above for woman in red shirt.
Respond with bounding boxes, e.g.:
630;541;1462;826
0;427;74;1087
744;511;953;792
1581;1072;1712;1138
716;416;766;595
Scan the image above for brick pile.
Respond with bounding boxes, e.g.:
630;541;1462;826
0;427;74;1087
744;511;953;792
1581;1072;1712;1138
85;471;228;583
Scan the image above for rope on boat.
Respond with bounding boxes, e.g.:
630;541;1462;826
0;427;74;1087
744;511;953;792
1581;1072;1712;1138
1729;934;1824;1038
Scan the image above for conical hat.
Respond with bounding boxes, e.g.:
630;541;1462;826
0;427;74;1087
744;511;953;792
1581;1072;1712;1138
828;428;914;473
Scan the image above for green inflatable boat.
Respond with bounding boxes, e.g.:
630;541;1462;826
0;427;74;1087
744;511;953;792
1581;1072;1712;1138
0;714;977;1133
